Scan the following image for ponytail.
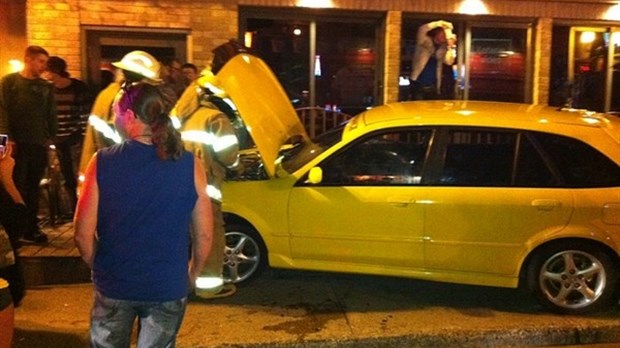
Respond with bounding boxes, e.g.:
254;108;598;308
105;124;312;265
151;111;184;161
117;83;184;160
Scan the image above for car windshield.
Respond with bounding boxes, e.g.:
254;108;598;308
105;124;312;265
280;125;346;173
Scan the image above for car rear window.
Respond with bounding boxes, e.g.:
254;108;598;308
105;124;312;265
434;128;620;188
530;132;620;187
437;130;517;186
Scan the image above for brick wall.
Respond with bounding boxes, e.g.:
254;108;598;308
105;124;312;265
27;1;81;77
27;0;238;79
23;0;618;105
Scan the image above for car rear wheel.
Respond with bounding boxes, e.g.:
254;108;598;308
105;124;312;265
528;242;618;314
223;224;267;284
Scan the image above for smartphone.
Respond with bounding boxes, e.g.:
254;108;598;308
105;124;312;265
0;134;8;158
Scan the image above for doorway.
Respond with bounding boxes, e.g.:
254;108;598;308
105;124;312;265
82;27;188;92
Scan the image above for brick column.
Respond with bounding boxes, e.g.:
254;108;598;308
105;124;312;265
383;11;402;104
534;18;553;105
189;2;239;70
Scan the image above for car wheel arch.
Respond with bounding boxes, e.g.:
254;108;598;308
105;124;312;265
222;213;270;284
519;237;620;314
519;237;620;285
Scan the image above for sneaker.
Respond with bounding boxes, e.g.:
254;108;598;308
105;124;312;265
21;231;49;244
195;283;236;299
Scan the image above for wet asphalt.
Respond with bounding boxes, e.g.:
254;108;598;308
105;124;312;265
11;269;620;347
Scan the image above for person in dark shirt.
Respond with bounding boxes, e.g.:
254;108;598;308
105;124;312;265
0;46;57;244
43;56;91;212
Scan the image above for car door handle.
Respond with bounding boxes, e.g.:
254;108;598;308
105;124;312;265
532;199;562;211
388;197;413;207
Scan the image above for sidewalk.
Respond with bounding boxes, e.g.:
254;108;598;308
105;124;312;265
12;222;620;348
12;273;620;348
18;221;91;286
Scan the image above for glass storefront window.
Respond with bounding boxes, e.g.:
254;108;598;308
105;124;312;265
316;22;376;116
611;31;620;113
550;25;620;113
243;11;380;117
572;29;607;111
468;26;529;102
245;19;311;108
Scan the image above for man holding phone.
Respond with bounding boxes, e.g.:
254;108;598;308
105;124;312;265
0;46;57;244
0;143;27;307
0;134;7;158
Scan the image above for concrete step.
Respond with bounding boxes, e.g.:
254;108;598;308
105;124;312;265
21;256;91;287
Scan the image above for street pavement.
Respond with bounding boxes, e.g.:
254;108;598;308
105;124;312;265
11;270;620;348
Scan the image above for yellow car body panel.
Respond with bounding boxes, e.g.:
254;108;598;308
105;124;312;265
422;186;574;276
216;53;309;177
288;186;426;269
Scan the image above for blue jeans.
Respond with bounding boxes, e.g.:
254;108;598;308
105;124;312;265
90;290;187;348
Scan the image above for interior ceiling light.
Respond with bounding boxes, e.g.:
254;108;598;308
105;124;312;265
580;31;596;44
612;32;620;47
297;0;334;8
458;0;489;15
244;32;254;48
604;3;620;21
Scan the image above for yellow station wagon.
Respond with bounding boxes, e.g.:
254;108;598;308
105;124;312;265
193;49;620;314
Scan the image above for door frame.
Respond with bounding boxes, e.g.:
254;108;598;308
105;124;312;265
81;26;189;88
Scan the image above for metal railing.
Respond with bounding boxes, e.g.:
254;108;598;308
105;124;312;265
295;107;352;138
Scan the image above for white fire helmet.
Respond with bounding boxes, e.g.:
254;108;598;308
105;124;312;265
112;50;162;83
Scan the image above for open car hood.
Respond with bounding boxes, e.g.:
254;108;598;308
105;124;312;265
215;53;309;177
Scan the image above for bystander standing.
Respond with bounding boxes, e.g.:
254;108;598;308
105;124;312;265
409;20;457;100
0;46;56;244
43;56;91;213
0;144;27;308
162;57;186;98
181;62;199;87
74;83;213;347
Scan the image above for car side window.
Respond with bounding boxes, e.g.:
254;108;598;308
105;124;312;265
514;134;558;187
319;129;432;185
437;130;516;186
531;132;620;187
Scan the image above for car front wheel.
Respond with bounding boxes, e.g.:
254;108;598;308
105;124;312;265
223;224;267;284
528;242;618;314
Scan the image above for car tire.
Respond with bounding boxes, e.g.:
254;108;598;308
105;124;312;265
223;223;268;285
527;241;618;314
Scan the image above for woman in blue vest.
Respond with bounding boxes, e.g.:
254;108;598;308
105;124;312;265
74;83;214;347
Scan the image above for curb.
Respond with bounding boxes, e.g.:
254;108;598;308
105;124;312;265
201;325;620;347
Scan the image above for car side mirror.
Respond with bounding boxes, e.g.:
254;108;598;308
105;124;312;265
307;167;323;184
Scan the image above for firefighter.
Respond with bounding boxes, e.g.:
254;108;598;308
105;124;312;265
170;70;240;298
78;50;177;183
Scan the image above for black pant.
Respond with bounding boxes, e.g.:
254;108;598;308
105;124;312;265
13;143;48;235
0;189;29;244
409;80;440;101
55;134;82;209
